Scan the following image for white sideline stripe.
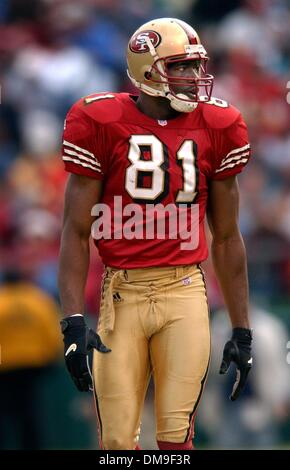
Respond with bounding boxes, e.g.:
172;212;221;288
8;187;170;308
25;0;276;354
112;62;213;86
221;144;250;164
63;140;96;159
215;157;249;173
63;156;102;173
63;148;101;168
220;151;250;167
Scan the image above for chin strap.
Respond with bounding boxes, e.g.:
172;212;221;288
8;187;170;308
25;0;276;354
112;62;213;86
168;93;198;112
127;71;198;112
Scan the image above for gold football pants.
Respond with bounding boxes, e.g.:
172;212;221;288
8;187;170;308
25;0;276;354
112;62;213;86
93;264;210;450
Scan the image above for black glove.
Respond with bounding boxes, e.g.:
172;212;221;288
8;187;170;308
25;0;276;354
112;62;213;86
219;327;253;401
60;315;111;392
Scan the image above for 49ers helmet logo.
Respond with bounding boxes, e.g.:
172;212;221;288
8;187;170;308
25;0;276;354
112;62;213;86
129;30;161;53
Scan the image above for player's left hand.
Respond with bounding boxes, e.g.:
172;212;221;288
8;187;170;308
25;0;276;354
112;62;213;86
219;327;253;401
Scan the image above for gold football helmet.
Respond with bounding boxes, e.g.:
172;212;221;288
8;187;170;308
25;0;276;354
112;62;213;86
127;18;214;112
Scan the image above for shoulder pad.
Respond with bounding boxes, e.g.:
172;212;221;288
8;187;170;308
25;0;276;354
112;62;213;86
73;92;125;124
199;97;241;129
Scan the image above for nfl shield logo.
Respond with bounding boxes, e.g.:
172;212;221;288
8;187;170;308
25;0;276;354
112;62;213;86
157;120;167;126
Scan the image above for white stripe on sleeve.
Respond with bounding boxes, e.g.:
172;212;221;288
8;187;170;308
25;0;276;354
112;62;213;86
62;156;102;173
219;151;250;168
215;157;249;173
220;144;250;165
63;148;101;168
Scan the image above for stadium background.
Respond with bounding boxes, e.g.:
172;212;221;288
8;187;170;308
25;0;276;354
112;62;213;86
0;0;290;449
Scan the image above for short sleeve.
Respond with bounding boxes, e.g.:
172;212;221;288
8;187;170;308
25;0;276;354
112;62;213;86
61;104;105;180
212;113;251;180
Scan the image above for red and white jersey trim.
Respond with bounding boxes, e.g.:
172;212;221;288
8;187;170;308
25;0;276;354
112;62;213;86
62;140;102;173
215;143;250;174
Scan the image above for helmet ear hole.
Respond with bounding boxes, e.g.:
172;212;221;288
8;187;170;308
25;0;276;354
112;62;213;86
144;71;152;80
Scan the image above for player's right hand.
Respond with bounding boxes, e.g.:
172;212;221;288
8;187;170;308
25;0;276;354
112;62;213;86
60;314;111;392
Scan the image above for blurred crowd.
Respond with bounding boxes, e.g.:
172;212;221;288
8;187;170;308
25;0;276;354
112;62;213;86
0;0;290;449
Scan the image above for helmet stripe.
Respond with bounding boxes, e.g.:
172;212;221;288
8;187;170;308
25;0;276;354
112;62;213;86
174;19;199;45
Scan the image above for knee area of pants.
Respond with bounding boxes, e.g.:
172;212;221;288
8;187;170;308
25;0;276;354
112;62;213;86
102;435;135;450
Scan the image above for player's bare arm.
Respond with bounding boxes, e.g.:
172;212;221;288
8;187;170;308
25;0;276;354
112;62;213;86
58;174;110;393
207;176;249;328
58;173;103;315
207;175;252;400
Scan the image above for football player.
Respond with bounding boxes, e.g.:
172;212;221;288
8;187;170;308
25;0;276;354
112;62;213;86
58;18;253;450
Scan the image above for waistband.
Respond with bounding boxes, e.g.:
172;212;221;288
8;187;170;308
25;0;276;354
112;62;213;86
106;264;199;283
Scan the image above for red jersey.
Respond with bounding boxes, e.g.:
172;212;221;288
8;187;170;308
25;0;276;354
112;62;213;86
62;92;250;268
